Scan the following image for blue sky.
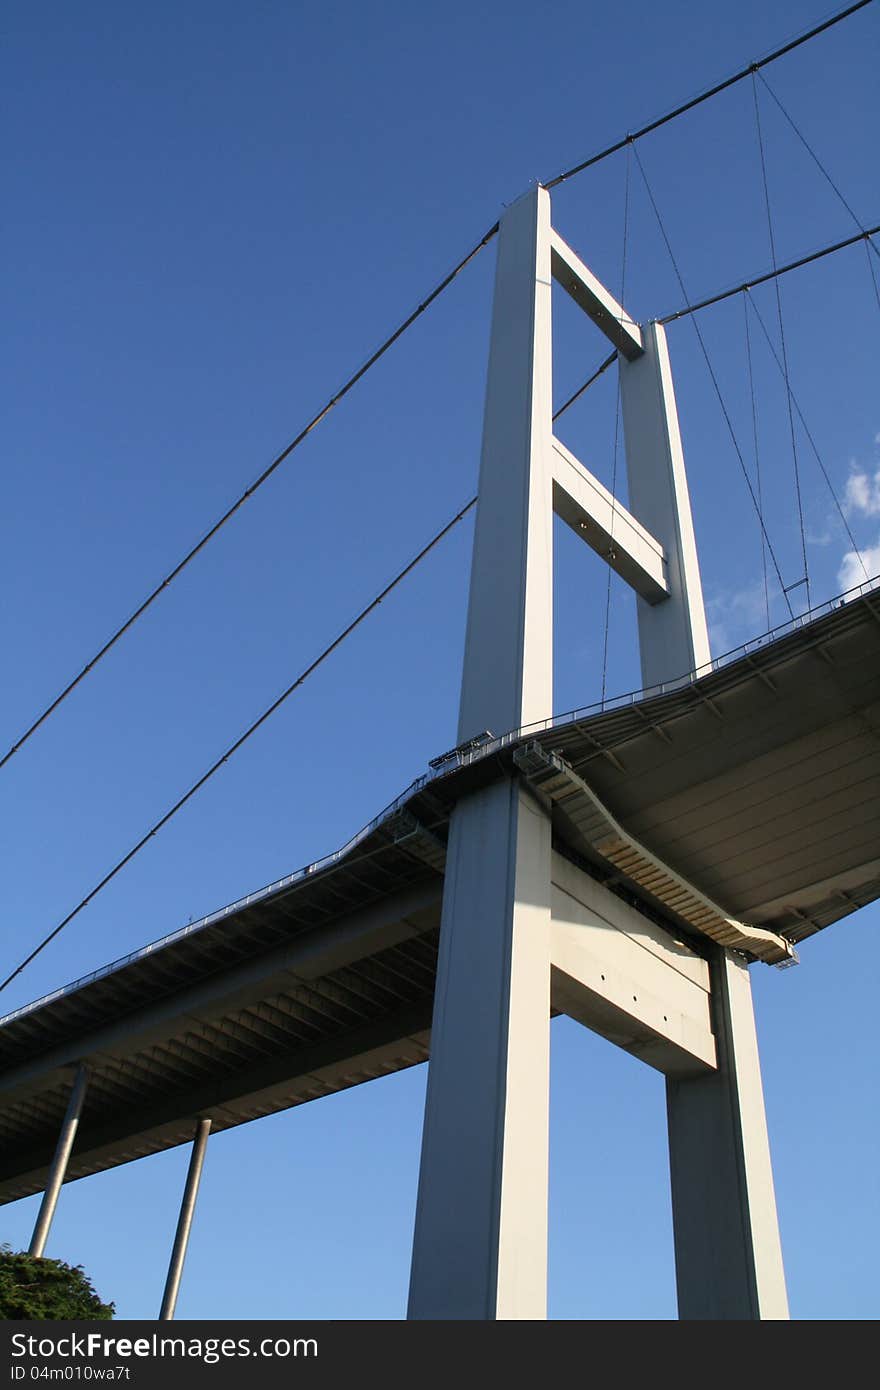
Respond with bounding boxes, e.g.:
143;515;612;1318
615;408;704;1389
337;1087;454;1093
1;0;878;1319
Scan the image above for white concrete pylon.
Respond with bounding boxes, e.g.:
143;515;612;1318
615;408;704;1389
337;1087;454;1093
409;186;554;1320
619;319;712;686
618;319;788;1319
408;780;552;1319
667;949;790;1319
457;185;554;743
410;181;789;1321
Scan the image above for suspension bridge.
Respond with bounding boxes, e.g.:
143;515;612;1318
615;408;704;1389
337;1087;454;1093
1;1;878;1320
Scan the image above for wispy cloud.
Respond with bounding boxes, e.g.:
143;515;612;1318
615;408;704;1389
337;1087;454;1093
843;467;880;518
705;581;775;656
824;436;880;592
708;436;880;647
838;539;880;593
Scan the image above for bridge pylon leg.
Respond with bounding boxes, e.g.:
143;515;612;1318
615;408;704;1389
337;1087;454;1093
666;948;789;1319
409;182;554;1320
409;173;789;1320
408;779;552;1319
620;302;789;1320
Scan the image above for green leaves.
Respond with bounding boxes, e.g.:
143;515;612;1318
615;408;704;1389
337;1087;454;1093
0;1245;114;1320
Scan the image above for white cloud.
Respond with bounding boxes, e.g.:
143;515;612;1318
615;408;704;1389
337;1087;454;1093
844;468;880;518
838;539;880;593
705;581;775;655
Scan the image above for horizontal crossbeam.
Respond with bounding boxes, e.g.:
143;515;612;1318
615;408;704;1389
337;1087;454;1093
550;851;717;1077
551;436;669;603
550;229;643;360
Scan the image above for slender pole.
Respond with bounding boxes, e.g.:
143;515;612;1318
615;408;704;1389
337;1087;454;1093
29;1064;89;1257
159;1117;211;1321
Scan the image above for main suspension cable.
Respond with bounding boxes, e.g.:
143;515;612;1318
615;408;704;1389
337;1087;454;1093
2;342;625;993
553;352;617;421
659;224;880;324
0;225;498;773
0;497;477;996
4;1;871;773
544;1;873;189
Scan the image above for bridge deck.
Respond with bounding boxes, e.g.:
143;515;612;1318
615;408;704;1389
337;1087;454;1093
1;589;878;1204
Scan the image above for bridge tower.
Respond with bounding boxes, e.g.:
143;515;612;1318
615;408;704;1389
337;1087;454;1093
407;185;789;1320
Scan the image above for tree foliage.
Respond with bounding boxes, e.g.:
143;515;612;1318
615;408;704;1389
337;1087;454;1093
0;1246;114;1320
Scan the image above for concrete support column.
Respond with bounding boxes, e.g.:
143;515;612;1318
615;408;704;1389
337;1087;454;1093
456;183;553;743
29;1064;88;1258
409;185;554;1318
620;314;787;1318
667;948;789;1319
408;781;552;1319
159;1117;211;1321
619;319;712;686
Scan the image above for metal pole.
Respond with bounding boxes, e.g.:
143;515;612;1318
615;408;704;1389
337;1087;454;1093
159;1117;211;1321
29;1064;89;1257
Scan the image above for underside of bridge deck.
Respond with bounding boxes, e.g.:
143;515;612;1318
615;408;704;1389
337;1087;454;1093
1;588;877;1204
